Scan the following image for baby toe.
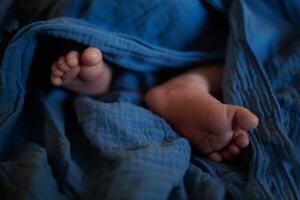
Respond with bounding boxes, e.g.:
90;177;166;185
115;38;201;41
222;149;234;160
51;62;64;76
57;56;70;71
234;130;249;149
228;143;241;155
51;75;62;86
234;107;259;131
208;152;223;162
66;51;80;67
81;47;102;66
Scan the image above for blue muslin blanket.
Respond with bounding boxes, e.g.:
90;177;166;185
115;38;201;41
1;0;300;199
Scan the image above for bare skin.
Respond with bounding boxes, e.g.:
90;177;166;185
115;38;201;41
50;47;259;162
50;47;112;96
145;66;259;162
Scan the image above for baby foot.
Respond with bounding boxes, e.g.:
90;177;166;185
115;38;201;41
146;74;259;162
50;47;112;96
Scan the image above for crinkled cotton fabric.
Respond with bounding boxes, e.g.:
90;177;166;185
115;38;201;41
0;0;300;199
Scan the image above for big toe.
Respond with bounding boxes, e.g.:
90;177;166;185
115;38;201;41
81;47;102;66
231;106;259;131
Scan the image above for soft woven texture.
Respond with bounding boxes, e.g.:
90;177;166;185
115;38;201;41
1;0;300;199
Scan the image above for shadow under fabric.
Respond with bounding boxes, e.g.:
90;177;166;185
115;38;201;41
0;0;300;199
